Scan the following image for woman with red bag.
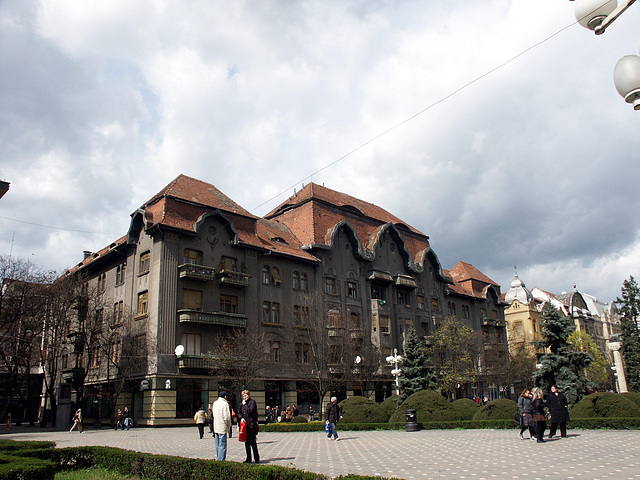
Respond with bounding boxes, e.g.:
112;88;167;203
237;390;260;463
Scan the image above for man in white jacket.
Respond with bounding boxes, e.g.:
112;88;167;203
212;391;232;460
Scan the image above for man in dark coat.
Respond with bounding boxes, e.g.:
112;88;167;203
325;396;343;441
547;385;569;438
237;390;260;463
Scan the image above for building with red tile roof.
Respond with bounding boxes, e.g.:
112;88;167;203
59;175;508;425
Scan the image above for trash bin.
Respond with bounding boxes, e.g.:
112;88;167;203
405;409;419;432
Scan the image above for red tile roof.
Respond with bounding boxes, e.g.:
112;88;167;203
266;183;431;261
448;261;500;298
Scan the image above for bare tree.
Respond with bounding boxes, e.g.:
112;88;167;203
0;255;54;425
207;324;271;394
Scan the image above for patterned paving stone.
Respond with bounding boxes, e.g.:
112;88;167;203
3;427;640;479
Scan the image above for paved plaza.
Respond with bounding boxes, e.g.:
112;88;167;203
3;426;640;480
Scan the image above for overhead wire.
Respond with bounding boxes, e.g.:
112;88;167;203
250;15;582;214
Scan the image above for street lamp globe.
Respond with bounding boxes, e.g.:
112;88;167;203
613;53;640;110
574;0;617;30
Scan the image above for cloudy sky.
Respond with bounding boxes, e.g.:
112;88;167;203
1;0;639;304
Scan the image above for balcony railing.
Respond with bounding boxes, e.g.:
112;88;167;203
350;328;366;339
178;263;217;282
178;309;248;328
216;270;250;287
177;355;216;370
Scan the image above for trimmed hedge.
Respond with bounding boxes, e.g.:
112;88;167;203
0;452;56;480
339;396;387;424
571;392;640;418
290;416;308;423
621;392;640;409
389;390;456;423
379;395;401;421
451;398;481;421
472;399;518;421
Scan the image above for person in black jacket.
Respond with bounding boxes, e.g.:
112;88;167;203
325;396;343;441
531;387;547;443
547;385;570;438
237;390;260;463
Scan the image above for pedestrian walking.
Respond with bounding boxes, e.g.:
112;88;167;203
123;407;131;431
547;385;569;438
194;403;207;439
237;390;260;463
517;389;535;440
309;406;315;422
531;387;547;443
325;396;343;441
212;391;232;461
70;408;84;433
115;409;124;430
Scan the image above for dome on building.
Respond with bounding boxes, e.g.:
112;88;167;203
505;273;533;305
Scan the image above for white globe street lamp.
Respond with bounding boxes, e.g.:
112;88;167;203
386;348;403;397
573;0;636;34
570;0;640;110
614;52;640;110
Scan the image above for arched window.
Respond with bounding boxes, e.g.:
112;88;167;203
300;273;308;291
292;271;300;290
262;266;270;285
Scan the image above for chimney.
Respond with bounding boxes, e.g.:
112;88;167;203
83;251;92;260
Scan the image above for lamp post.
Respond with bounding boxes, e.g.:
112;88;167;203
386;348;402;397
570;0;640;110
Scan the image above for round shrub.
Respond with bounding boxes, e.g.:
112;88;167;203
379;395;401;421
339;396;387;423
570;392;640;418
388;390;456;423
290;415;308;423
451;398;481;420
621;392;640;409
472;399;518;421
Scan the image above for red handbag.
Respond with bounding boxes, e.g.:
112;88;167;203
238;420;247;442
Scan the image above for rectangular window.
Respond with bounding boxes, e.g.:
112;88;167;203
220;256;238;272
397;290;410;305
380;315;390;334
491;309;498;320
90;346;100;369
300;273;308;291
113;301;124;324
350;312;360;329
431;298;440;312
294;305;309;325
324;277;337;295
116;264;126;285
137;291;149;316
182;333;201;356
263;301;271;322
140;252;150;274
417;295;425;310
110;340;121;364
220;295;238;314
271;341;280;362
328;309;340;327
271;303;280;323
182;289;203;310
184;249;203;265
347;281;358;299
480;308;487;319
371;285;385;300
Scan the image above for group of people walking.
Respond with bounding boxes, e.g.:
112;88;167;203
517;385;569;443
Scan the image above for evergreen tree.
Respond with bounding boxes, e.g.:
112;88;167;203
615;276;640;392
398;325;438;401
532;303;592;403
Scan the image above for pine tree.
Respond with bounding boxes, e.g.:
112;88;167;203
615;276;640;392
398;325;438;401
532;303;592;403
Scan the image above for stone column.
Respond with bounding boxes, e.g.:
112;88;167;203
607;341;628;393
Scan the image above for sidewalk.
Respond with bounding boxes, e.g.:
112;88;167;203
3;426;640;479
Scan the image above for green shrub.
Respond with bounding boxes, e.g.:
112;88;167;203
388;390;456;423
290;415;308;423
379;395;401;421
621;392;640;409
451;398;480;420
339;396;388;424
0;453;55;480
570;392;640;418
0;440;56;452
472;399;518;421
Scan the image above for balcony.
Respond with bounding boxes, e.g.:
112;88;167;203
350;328;366;339
216;270;250;287
178;263;217;282
62;367;85;384
327;325;346;337
482;318;506;328
177;355;216;370
178;309;248;328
